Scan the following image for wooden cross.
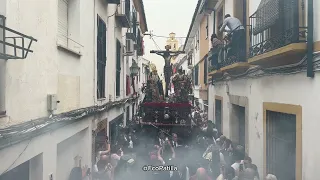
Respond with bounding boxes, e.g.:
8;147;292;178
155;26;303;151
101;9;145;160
150;45;185;97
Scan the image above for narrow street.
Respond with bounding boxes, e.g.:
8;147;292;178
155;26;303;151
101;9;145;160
0;0;320;180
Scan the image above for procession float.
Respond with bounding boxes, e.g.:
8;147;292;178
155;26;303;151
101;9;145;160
139;45;193;141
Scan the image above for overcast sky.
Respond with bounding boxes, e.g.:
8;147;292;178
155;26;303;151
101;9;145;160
143;0;197;78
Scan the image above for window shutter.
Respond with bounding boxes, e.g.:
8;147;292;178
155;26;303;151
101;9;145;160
195;65;199;85
116;40;121;96
204;58;208;84
58;0;68;47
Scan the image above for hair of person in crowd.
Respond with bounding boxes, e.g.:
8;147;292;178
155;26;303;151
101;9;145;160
220;135;226;142
195;167;207;180
224;138;232;149
225;14;231;18
244;156;252;164
266;174;278;180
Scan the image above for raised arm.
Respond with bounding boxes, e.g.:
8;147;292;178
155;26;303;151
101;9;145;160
219;18;229;32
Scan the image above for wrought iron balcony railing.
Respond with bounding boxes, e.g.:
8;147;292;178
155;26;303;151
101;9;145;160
248;0;307;58
0;15;37;60
208;25;246;71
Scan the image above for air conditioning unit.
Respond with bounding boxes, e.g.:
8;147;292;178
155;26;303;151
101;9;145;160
124;39;134;56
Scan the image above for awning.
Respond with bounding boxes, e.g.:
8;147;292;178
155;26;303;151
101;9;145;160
252;0;280;35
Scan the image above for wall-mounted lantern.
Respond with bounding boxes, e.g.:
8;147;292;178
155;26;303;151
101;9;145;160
130;60;140;77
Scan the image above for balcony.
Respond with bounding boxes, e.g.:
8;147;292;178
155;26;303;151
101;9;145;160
115;0;130;28
0;15;37;60
247;0;307;67
208;26;250;79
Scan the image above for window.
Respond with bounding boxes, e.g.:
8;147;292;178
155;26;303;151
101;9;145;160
126;106;130;122
215;99;222;133
116;40;121;97
206;15;209;39
197;30;200;50
97;16;106;99
57;0;81;51
138;69;140;82
132;11;137;40
204;58;208;84
194;65;199;85
132;103;135;118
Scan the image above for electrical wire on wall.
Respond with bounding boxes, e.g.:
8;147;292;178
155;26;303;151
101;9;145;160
0;139;32;175
0;97;138;151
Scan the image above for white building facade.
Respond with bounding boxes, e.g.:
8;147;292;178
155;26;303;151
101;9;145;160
204;0;320;179
0;0;148;179
184;0;216;111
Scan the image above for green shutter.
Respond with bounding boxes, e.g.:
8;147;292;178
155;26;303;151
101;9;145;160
97;16;106;99
116;40;121;96
195;65;199;85
204;58;208;84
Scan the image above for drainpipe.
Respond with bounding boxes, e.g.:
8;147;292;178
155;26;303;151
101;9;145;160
307;0;314;77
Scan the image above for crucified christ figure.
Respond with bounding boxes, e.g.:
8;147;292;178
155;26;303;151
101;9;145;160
150;45;184;98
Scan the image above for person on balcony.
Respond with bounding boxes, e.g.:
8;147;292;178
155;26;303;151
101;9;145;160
210;34;223;70
219;14;245;60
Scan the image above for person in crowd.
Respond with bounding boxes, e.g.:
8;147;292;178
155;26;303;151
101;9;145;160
219;135;226;147
216;166;237;180
251;164;259;180
190;167;212;180
92;155;112;180
99;136;111;156
243;156;259;179
265;174;277;180
172;133;181;148
221;139;233;166
155;132;166;146
158;139;176;163
219;14;245;59
231;146;245;178
110;145;123;179
127;132;134;153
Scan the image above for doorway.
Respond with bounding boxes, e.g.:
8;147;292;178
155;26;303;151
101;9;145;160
215;99;222;133
0;160;29;180
109;114;124;144
230;104;246;149
266;111;296;180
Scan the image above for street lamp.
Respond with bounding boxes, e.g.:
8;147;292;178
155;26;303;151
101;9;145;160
130;61;140;77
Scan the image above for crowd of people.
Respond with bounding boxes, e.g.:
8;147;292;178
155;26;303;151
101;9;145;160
85;105;278;180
